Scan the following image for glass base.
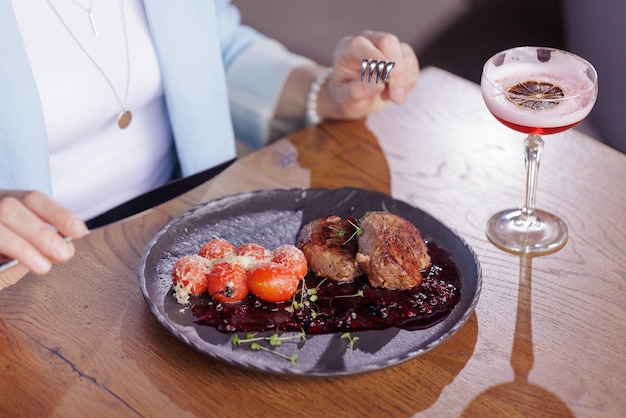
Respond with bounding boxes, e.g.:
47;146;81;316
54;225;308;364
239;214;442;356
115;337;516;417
486;208;568;254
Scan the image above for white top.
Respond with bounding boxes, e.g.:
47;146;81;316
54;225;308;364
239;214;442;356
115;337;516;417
12;0;174;220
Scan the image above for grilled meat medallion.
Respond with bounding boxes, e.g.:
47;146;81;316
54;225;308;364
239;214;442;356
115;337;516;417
297;212;431;290
296;215;363;282
356;211;431;290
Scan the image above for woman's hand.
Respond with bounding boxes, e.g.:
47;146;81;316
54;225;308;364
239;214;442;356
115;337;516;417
320;30;420;120
0;190;87;277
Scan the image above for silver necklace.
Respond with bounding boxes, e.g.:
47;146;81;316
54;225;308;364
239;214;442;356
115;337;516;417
69;0;97;36
47;0;132;129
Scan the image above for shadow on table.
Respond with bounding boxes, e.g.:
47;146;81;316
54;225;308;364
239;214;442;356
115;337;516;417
124;268;479;416
126;308;479;416
292;120;392;194
461;255;574;417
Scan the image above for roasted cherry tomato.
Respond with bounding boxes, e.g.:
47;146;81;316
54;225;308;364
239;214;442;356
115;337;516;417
172;255;208;295
206;262;249;303
199;238;236;260
247;262;299;303
271;245;308;281
236;243;269;261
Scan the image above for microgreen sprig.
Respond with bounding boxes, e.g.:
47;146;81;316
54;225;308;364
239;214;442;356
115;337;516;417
232;329;306;365
329;289;364;299
343;220;364;245
329;220;364;245
285;278;327;318
340;332;360;354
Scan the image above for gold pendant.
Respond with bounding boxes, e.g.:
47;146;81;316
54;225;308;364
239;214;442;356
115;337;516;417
118;110;132;129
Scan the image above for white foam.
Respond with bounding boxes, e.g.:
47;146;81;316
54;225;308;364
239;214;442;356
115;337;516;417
482;58;597;129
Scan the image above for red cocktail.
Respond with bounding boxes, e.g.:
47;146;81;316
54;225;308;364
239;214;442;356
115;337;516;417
481;47;598;254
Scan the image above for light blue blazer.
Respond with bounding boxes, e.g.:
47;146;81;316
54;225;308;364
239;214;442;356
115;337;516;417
0;0;260;194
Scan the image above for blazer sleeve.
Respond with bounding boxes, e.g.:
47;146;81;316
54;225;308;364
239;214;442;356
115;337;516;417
216;0;315;149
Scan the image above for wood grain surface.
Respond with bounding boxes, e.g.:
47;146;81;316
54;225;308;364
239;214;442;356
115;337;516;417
0;68;624;418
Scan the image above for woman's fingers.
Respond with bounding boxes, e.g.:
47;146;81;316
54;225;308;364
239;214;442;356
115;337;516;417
331;30;419;115
17;191;87;239
359;30;418;104
0;262;30;291
390;42;419;102
0;191;86;275
0;222;56;274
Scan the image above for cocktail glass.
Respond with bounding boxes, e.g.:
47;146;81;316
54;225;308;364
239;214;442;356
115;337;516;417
481;46;598;254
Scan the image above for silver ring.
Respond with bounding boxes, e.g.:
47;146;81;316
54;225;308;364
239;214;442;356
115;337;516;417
376;61;386;83
368;59;377;82
360;59;396;84
361;59;370;82
383;61;395;84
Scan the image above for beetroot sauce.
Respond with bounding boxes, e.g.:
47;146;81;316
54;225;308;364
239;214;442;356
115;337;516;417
191;242;460;334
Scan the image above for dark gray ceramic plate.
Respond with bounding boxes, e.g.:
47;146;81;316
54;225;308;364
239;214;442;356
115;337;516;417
139;188;482;376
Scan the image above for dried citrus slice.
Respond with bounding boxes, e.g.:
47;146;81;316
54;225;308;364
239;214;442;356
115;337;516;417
506;80;564;110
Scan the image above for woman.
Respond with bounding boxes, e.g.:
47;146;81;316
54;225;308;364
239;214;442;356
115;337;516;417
0;0;419;280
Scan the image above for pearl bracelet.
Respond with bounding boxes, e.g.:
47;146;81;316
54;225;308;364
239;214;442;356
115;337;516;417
306;67;333;125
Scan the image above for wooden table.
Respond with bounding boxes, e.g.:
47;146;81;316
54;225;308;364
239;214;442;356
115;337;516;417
1;67;624;417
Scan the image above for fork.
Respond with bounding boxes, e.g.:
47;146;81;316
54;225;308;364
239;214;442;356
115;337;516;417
361;59;395;84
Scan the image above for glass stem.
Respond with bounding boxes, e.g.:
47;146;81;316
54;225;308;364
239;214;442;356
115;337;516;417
522;134;544;222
